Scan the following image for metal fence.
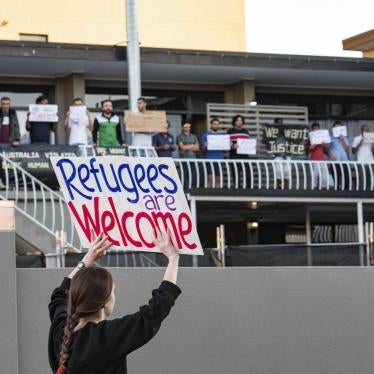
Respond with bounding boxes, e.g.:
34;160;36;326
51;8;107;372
174;159;374;191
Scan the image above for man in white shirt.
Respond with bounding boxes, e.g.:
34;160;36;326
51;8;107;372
64;98;93;145
131;97;153;147
352;124;374;162
352;124;374;191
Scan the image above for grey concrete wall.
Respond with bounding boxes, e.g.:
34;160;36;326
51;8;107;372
14;267;374;374
0;231;19;373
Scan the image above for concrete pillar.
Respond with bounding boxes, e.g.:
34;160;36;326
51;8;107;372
54;73;85;144
224;79;256;104
0;203;19;373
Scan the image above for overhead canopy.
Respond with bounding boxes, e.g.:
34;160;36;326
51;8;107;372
0;40;374;89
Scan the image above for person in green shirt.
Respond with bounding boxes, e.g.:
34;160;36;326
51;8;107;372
92;100;124;147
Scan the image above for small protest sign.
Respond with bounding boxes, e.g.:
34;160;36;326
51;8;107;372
29;104;58;122
309;130;331;145
51;156;203;255
207;135;231;151
332;126;347;138
125;111;167;133
237;139;257;155
363;132;374;144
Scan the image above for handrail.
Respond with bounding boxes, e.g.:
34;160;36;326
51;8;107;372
0;152;82;252
174;158;374;192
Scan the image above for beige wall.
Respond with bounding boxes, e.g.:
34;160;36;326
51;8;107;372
0;0;246;52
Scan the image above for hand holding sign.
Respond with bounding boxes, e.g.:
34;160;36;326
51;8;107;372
82;231;112;266
153;227;180;260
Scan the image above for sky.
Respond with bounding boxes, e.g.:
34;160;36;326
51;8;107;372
245;0;374;57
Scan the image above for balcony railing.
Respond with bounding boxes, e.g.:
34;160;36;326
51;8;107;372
174;159;374;192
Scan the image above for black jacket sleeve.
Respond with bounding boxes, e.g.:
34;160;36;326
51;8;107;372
116;120;123;145
10;109;20;142
48;277;71;372
92;118;99;144
98;280;181;360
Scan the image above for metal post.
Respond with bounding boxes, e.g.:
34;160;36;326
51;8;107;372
126;0;142;112
190;197;198;268
305;206;312;266
357;201;365;266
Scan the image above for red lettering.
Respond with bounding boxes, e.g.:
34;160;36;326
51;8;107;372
178;212;197;250
135;212;156;248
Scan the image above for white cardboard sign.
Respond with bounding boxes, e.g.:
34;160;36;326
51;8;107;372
69;106;87;122
29;104;58;122
363;132;374;144
237;138;257;155
309;130;331;145
51;156;203;255
332;126;347;138
207;134;231;150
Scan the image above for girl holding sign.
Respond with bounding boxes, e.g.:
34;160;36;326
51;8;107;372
48;230;181;374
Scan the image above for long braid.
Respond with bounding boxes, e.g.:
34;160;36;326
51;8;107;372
56;312;80;374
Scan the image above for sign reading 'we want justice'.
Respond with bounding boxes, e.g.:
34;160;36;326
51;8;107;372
51;157;203;255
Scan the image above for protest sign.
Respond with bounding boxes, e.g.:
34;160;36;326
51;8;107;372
309;130;331;145
69;106;87;122
51;156;203;255
363;132;374;144
332;126;347;138
237;139;257;155
125;111;167;133
263;124;309;156
29;104;58;122
207;134;231;150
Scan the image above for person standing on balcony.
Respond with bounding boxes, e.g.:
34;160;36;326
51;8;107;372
0;96;20;146
92;100;124;147
329;120;350;190
200;118;225;187
177;121;199;188
352;124;373;190
131;97;153;147
307;122;332;189
49;229;181;374
26;95;58;144
152;121;176;157
65;98;93;146
227;115;251;188
227;115;250;159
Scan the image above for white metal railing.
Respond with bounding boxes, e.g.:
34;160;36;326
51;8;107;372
0;153;82;251
174;159;374;192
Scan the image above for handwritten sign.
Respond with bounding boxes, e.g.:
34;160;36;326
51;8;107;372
332;126;347;138
363;132;374;144
51;156;203;255
237;139;257;155
264;124;309;156
69;106;87;122
125;111;167;133
309;130;331;145
29;104;58;122
207;135;230;150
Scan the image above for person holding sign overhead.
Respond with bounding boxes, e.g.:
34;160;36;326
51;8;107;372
200;118;225;187
329;120;350;190
49;229;181;374
92;100;124;147
26;95;58;144
65;98;93;145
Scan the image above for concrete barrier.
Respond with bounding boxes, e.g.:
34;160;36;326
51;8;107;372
3;231;374;373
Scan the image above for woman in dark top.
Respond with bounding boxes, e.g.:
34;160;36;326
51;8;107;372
49;229;181;374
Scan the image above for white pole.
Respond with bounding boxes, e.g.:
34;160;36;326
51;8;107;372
126;0;141;112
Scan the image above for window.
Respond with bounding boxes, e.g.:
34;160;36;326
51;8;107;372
19;33;48;42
